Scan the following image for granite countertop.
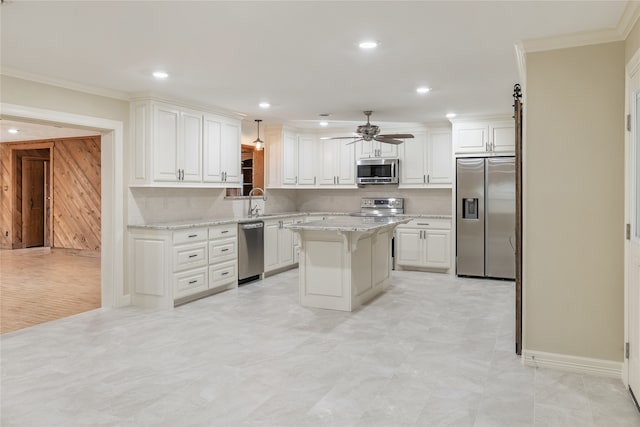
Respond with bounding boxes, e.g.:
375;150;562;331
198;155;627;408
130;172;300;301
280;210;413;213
285;216;412;232
128;212;451;230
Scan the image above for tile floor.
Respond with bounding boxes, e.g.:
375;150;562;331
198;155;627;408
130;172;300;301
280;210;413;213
1;270;638;426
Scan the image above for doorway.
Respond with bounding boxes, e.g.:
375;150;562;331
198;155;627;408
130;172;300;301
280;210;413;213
21;156;49;248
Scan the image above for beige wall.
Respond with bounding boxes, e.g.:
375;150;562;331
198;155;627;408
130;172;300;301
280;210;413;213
1;75;129;123
524;42;625;362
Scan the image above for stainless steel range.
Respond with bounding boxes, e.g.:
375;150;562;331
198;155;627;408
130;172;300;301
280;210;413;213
350;197;405;217
351;197;404;269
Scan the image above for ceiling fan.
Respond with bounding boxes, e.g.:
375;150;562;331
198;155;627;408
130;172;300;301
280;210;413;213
329;111;414;145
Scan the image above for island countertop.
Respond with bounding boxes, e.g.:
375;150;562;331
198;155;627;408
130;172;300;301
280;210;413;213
285;216;412;232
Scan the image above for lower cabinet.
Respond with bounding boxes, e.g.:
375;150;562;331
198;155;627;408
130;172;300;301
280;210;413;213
395;218;451;271
264;217;303;273
129;223;238;308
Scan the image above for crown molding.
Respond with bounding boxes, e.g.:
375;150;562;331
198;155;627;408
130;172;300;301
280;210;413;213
129;92;245;120
518;28;622;53
617;0;640;40
518;1;639;53
0;66;130;101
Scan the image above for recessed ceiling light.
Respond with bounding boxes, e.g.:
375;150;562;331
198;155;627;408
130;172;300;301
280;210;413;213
446;113;457;119
8;128;18;134
416;87;431;94
359;41;379;49
259;102;271;109
152;71;169;79
319;121;329;127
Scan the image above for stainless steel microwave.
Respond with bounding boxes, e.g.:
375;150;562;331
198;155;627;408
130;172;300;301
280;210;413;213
356;158;399;185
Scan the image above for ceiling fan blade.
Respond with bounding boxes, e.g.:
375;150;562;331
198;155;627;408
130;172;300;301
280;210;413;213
374;136;404;145
327;136;362;140
378;133;414;139
346;138;364;145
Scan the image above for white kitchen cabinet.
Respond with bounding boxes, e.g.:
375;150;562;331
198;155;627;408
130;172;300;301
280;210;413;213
203;114;241;185
319;139;356;187
265;125;298;188
297;134;317;186
128;223;238;308
358;140;398;159
400;129;452;188
395;218;451;271
130;99;241;187
264;217;300;273
452;119;515;155
208;224;238;290
151;103;202;183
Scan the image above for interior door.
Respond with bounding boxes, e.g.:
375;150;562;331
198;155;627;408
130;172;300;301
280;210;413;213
22;158;45;248
627;79;640;402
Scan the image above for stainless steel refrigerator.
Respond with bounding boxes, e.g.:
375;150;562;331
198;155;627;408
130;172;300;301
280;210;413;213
456;157;516;280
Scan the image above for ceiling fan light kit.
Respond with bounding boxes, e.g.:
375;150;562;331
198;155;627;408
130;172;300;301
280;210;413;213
330;111;414;145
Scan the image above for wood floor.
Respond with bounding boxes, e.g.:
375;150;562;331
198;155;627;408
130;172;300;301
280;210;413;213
0;247;101;334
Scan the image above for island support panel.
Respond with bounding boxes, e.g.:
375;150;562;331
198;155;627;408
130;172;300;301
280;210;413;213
297;228;392;311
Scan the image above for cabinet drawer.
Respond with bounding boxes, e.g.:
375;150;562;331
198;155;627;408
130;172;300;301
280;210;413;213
402;218;451;230
173;242;208;272
173;267;208;299
210;261;237;288
209;224;237;240
209;238;237;263
173;228;207;245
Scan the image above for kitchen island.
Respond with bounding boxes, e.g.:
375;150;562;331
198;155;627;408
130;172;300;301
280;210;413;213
286;216;412;311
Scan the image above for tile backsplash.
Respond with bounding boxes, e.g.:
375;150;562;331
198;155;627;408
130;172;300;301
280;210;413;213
128;186;450;225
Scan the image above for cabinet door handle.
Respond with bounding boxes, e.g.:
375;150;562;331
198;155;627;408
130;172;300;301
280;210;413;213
221;272;229;276
417;223;430;226
182;169;185;180
314;176;316;185
337;176;339;184
188;280;198;284
221;230;229;234
221;248;229;252
295;176;298;184
188;254;198;258
427;174;430;184
176;170;180;180
423;175;426;184
188;234;198;238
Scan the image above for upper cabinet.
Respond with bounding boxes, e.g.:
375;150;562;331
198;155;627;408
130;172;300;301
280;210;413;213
319;139;356;187
399;128;452;188
264;126;356;189
130;99;241;187
452;118;515;155
203;114;241;185
358;140;398;159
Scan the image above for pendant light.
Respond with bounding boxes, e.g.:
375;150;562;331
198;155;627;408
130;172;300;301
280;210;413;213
253;119;264;151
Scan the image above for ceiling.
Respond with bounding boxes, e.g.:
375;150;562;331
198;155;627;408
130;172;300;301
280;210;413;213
0;1;630;128
0;119;100;143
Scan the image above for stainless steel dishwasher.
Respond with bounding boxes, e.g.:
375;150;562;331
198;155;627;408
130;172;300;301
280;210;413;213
238;221;264;283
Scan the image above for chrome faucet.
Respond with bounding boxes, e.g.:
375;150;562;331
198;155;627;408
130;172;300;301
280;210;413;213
247;187;266;217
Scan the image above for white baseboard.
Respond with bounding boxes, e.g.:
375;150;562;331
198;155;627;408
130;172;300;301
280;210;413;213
521;349;623;379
